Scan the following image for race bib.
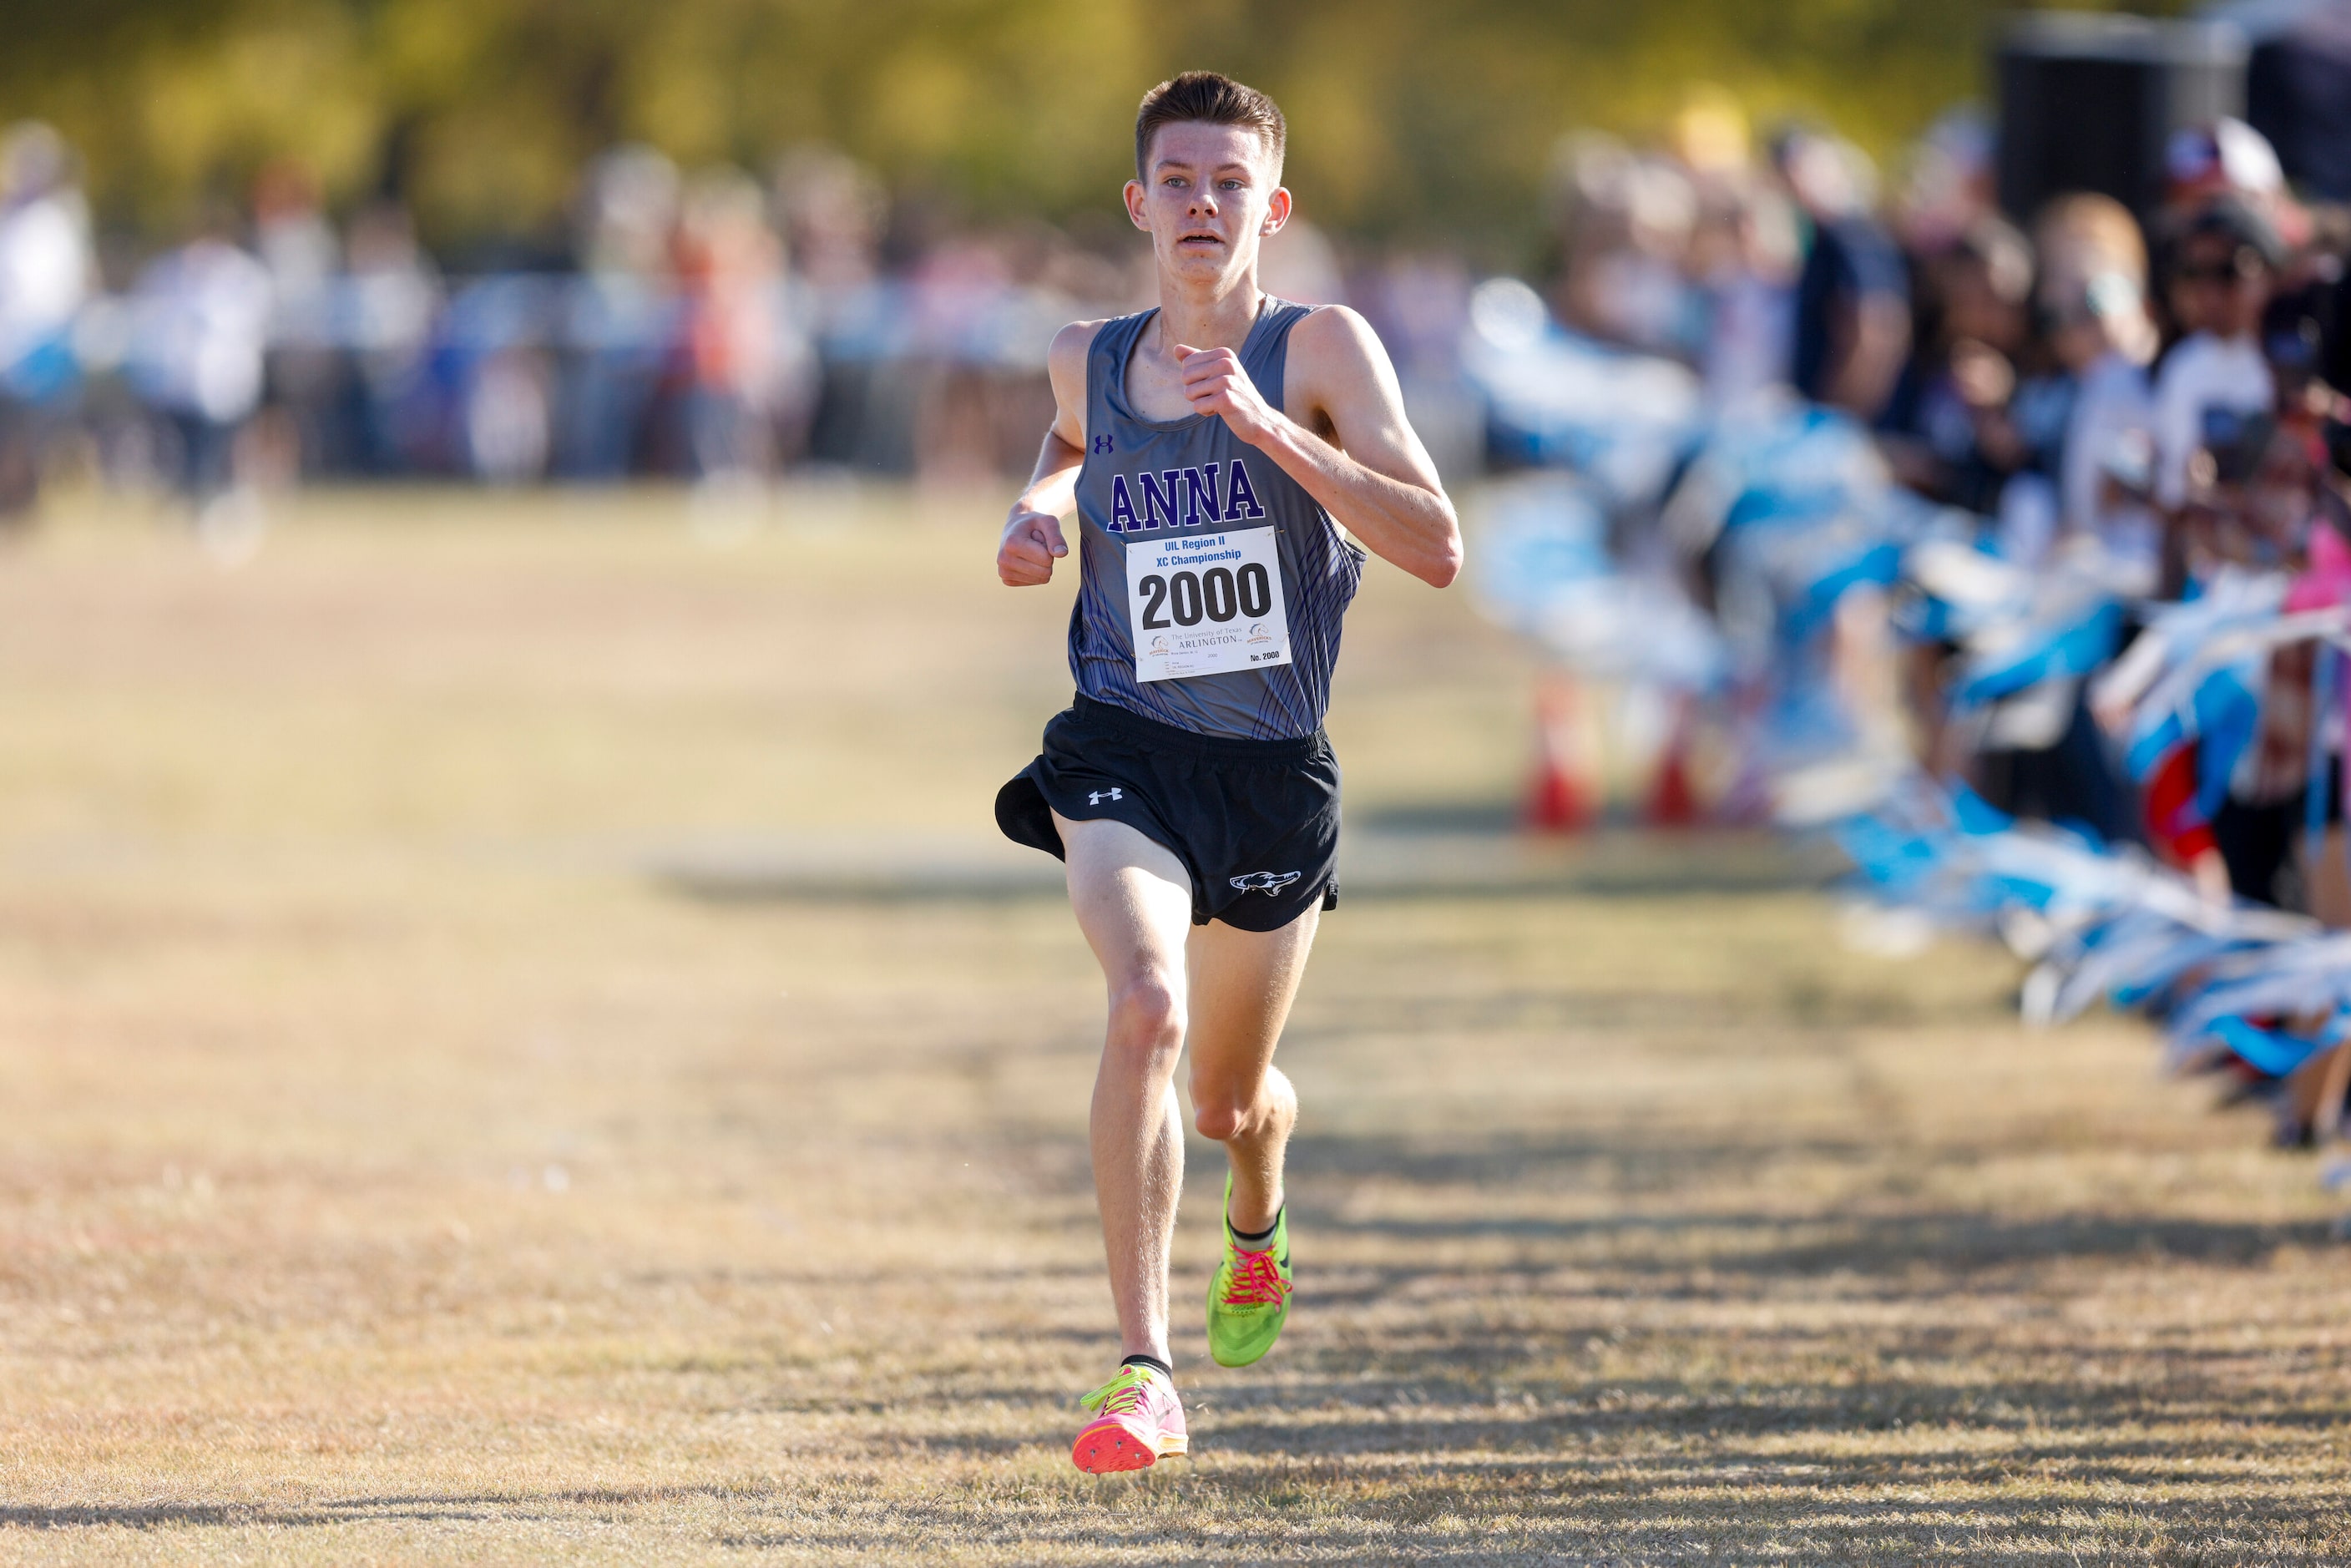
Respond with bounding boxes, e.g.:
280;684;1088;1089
1126;526;1292;683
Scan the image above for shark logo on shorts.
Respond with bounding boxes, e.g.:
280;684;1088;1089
1229;870;1302;895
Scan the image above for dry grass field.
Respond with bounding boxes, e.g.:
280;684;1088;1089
2;485;2348;1565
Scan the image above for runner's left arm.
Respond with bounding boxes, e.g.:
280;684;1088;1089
1174;306;1460;588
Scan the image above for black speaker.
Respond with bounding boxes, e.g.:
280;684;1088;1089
1997;13;2247;222
2247;8;2351;201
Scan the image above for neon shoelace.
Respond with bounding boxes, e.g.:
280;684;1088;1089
1220;1246;1292;1308
1080;1368;1155;1418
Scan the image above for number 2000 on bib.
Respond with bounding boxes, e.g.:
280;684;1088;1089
1125;525;1292;684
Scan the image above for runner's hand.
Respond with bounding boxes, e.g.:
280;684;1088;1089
999;507;1069;585
1176;345;1279;444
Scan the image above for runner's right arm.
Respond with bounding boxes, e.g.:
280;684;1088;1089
998;321;1102;587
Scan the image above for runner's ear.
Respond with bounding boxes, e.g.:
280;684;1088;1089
1261;187;1291;237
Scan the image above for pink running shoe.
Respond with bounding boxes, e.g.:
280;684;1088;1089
1071;1363;1188;1474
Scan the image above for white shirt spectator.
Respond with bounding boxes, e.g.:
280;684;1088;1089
2151;331;2273;508
257;205;340;345
130;238;275;424
0;188;89;377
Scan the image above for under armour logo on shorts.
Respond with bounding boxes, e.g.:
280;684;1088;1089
1229;870;1302;895
1088;787;1123;805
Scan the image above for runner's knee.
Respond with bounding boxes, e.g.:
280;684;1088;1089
1105;975;1185;1060
1189;1082;1267;1142
1190;1064;1293;1142
1191;1097;1249;1142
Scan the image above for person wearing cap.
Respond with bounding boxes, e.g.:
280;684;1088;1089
2151;196;2286;579
2163;118;2288;215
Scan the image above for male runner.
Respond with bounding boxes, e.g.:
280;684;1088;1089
993;71;1459;1474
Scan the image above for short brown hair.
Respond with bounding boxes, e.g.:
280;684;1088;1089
1134;72;1286;180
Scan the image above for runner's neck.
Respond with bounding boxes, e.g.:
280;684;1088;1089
1149;281;1267;361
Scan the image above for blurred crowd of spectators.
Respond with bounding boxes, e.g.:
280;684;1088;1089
0;114;1499;545
0;121;1463;535
0;130;1209;527
3;91;2344;575
1540;90;2351;920
1546;95;2349;600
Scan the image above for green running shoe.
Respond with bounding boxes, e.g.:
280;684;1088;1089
1206;1171;1292;1368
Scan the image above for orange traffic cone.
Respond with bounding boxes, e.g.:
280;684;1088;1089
1525;676;1591;832
1646;692;1699;827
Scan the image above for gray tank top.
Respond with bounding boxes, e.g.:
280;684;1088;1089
1066;297;1365;741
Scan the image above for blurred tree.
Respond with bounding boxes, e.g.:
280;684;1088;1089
0;0;2188;254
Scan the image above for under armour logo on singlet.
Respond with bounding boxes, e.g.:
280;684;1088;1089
1089;787;1123;805
1093;435;1115;455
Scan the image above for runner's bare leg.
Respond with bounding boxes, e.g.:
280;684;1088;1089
1058;814;1194;1363
1186;909;1317;1234
1059;813;1319;1358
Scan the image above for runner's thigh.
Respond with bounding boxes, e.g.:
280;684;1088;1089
1054;812;1195;992
1184;907;1319;1097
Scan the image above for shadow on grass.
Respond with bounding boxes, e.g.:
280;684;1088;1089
1299;1206;2331;1276
655;870;1064;908
709;1463;2348;1563
895;1353;2348;1461
1;1485;765;1533
1282;1129;2328;1272
0;1505;303;1530
650;822;1843;910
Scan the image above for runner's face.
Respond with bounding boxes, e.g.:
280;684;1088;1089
1125;122;1288;286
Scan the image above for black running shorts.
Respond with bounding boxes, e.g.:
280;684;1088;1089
996;695;1340;932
